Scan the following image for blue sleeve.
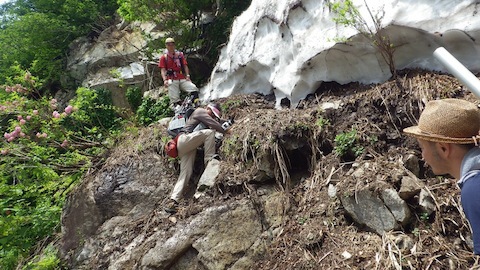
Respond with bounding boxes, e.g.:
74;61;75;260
461;177;480;255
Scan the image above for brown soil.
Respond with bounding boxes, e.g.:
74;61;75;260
103;69;480;269
201;69;480;269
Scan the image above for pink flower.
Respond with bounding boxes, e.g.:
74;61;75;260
33;110;38;115
4;132;9;139
35;132;47;138
52;111;60;118
26;116;31;120
65;105;73;114
50;99;57;109
19;132;25;137
1;149;8;155
7;137;15;142
61;139;69;148
19;119;26;125
17;115;23;120
13;127;21;136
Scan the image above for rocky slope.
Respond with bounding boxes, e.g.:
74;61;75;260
59;70;480;269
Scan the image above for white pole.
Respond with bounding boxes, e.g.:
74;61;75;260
433;47;480;99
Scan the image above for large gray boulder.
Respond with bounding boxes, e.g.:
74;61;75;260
66;21;163;109
341;188;411;235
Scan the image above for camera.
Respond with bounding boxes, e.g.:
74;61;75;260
166;69;174;76
222;119;234;130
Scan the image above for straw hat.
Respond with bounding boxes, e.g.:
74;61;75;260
404;99;480;144
165;37;175;44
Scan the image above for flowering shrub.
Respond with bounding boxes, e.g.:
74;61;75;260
0;70;124;269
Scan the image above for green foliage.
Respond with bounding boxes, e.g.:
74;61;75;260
220;99;243;115
117;0;251;68
0;0;118;87
136;95;172;126
0;68;124;269
221;135;238;156
200;0;252;62
420;212;430;221
126;87;143;112
117;0;211;51
67;87;123;133
334;129;364;158
329;0;397;78
297;216;308;225
330;0;362;29
24;244;62;270
315;116;330;128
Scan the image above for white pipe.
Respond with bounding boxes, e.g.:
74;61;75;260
433;47;480;99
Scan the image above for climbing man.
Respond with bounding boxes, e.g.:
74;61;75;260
165;103;231;213
404;98;480;255
159;37;199;109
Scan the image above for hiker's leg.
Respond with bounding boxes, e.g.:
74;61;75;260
168;80;181;106
171;148;196;201
179;79;199;95
202;129;216;164
177;129;213;154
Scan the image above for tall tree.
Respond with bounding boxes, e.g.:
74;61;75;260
0;0;118;89
117;0;251;65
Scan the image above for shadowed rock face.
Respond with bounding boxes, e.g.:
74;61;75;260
59;125;288;269
202;0;480;107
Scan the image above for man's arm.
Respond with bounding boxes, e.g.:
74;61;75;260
195;109;225;133
184;65;191;81
161;68;169;86
159;56;169;86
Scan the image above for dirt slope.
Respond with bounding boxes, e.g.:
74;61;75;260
61;69;480;269
207;69;480;269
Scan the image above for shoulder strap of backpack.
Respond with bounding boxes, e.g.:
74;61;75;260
178;52;185;75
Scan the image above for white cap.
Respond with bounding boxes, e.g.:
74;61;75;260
207;104;222;119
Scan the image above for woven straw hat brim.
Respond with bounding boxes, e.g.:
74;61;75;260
403;126;476;144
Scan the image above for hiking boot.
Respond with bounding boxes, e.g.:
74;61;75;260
164;199;179;214
212;154;220;161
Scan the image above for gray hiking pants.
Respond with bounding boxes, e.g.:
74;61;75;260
170;129;216;201
168;79;198;105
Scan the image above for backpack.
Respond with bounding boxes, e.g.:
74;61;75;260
161;50;186;76
164;94;198;158
165;135;179;158
167;94;196;137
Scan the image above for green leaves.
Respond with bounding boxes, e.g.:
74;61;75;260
330;0;362;28
0;70;124;268
0;0;118;87
117;0;251;70
136;95;172;126
334;129;364;159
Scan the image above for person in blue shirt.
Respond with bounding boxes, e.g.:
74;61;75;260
404;98;480;255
